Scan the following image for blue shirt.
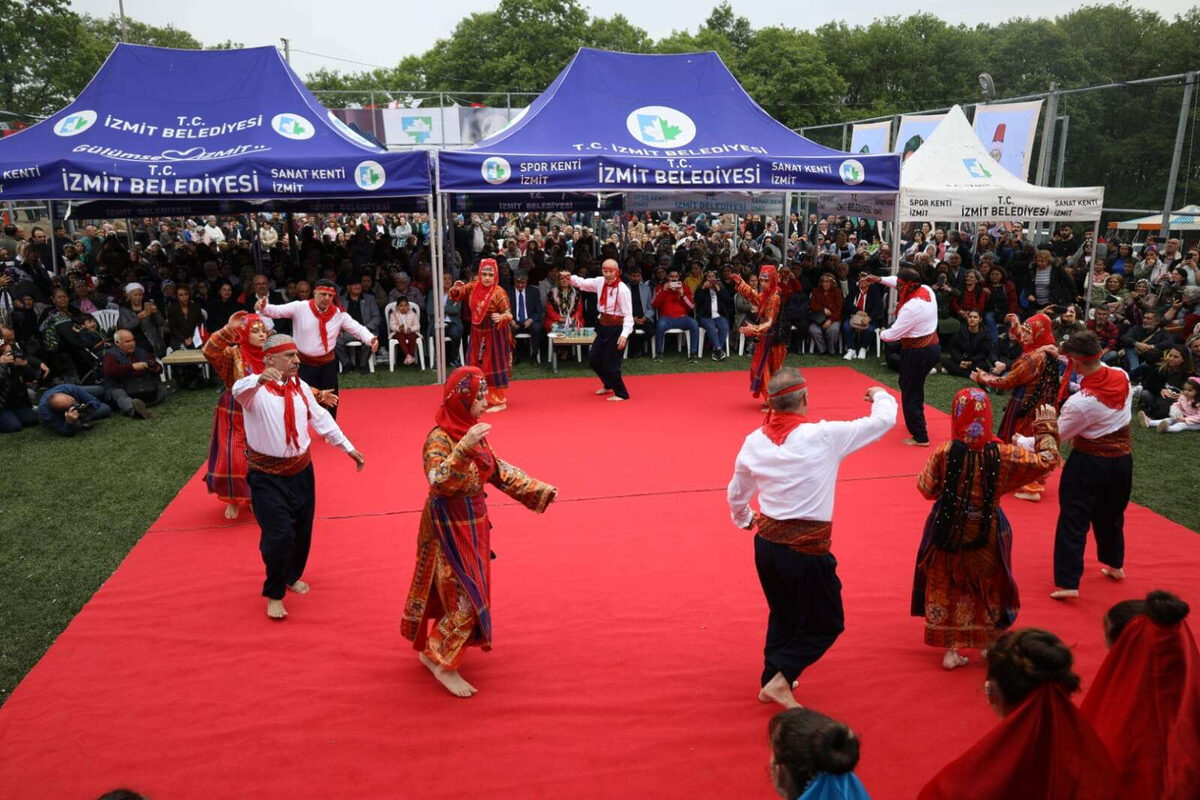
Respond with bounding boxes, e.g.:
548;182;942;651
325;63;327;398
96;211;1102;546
37;384;106;436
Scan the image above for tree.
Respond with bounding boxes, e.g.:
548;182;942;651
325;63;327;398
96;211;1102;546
0;0;87;118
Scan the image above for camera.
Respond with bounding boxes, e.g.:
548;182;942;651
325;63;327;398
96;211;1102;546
69;403;97;428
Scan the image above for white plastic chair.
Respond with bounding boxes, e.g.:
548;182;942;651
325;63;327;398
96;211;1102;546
92;308;119;334
385;302;425;370
697;327;730;356
655;328;690;357
513;331;540;363
428;335;465;369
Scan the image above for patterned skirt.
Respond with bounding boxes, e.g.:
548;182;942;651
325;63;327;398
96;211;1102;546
204;389;249;504
749;330;787;399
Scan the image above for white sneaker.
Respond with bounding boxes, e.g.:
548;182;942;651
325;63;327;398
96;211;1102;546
858;347;868;359
843;349;856;361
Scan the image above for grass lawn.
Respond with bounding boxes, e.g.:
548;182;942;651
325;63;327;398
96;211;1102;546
1;349;1195;704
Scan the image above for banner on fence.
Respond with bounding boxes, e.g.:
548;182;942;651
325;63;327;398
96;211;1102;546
971;100;1043;181
816;192;896;221
893;114;946;160
625;191;785;216
850;120;892;155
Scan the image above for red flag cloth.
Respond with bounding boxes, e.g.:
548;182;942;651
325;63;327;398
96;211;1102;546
433;366;495;480
949;387;1002;451
1080;616;1200;800
917;684;1118;800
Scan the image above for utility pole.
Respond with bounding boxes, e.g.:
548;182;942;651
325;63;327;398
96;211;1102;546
1161;72;1196;238
279;37;291;63
118;0;128;42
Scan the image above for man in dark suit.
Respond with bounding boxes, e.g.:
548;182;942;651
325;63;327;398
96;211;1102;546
508;269;543;364
625;266;655;357
427;272;463;369
242;273;287;334
694;269;734;360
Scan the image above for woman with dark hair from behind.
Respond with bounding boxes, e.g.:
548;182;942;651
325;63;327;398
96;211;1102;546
768;708;869;799
918;628;1117;799
1080;590;1200;800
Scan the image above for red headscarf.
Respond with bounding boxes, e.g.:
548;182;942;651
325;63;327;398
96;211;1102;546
758;265;779;306
238;313;267;375
950;387;1002;451
469;259;501;326
309;284;340;352
1080;615;1200;800
260;338;310;451
433;366;495;479
918;684;1118;800
1016;313;1056;354
761;376;807;445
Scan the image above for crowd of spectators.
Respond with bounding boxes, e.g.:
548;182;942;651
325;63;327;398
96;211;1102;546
1;209;1197;437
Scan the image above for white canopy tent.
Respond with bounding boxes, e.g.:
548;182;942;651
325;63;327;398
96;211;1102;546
889;104;1105;313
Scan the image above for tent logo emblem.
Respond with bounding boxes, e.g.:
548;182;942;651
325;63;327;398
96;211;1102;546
838;159;865;186
962;158;992;179
272;113;314;140
481;157;511;185
401;116;433;144
626;106;696;148
354;160;386;191
54;110;97;137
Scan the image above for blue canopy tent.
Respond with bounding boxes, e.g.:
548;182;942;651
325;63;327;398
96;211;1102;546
0;43;433;217
432;48;901;381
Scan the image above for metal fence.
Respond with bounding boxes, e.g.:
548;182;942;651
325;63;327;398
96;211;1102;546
310;90;539;150
799;72;1199;236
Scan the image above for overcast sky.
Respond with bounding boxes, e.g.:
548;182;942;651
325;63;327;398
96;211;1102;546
74;0;1195;81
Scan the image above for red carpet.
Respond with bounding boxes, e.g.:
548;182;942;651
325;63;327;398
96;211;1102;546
1;369;1196;799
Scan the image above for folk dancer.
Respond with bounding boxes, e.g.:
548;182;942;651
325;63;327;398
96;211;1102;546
972;313;1061;501
912;388;1060;671
863;269;939;445
450;259;514;412
401;366;556;697
731;263;788;410
203;311;338;519
232;334;365;619
257;278;378;418
567;258;633;401
727;367;897;708
1015;331;1133;600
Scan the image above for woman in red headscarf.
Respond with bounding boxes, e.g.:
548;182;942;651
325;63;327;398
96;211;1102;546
912;389;1061;670
732;264;788;409
971;312;1061;501
918;628;1118;799
1081;590;1200;800
450;259;514;412
401;366;557;698
202;310;270;519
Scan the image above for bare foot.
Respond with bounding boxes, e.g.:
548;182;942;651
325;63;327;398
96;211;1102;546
484;404;506;414
1013;491;1041;502
1100;567;1125;581
224;502;240;520
266;598;287;619
1050;588;1080;600
607;395;627;402
942;649;970;670
287;580;310;594
419;653;477;697
594;387;612;395
902;438;931;447
757;671;801;709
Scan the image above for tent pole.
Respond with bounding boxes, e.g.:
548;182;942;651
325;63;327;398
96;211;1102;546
125;217;134;251
1161;71;1196;238
46;201;59;274
889;202;901;323
1084;217;1102;320
781;192;791;264
431;191;446;386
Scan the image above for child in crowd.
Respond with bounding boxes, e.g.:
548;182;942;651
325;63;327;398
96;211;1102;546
1139;375;1200;433
387;297;421;366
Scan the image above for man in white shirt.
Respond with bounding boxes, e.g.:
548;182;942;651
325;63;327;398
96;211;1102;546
257;279;377;417
727;367;896;708
202;216;226;246
567;259;633;401
233;334;365;619
863;267;940;446
1016;331;1133;600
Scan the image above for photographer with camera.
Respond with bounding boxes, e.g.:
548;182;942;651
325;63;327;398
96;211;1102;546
651;268;699;362
37;383;111;437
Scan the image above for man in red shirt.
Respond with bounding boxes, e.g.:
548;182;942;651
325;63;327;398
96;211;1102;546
651;268;699;362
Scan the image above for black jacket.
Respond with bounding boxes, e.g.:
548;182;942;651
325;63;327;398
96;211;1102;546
948;326;994;370
693;284;734;321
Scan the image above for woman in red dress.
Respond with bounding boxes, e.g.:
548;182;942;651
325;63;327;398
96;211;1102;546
450;259;513;412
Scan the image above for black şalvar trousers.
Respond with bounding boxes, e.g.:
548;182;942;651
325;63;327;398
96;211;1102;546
1053;450;1131;589
248;465;316;600
898;343;940;443
589;323;630;399
754;536;845;686
299;358;339;418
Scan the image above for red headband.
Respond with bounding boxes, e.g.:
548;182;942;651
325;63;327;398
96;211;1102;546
265;341;298;355
768;380;807;398
313;287;337;296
